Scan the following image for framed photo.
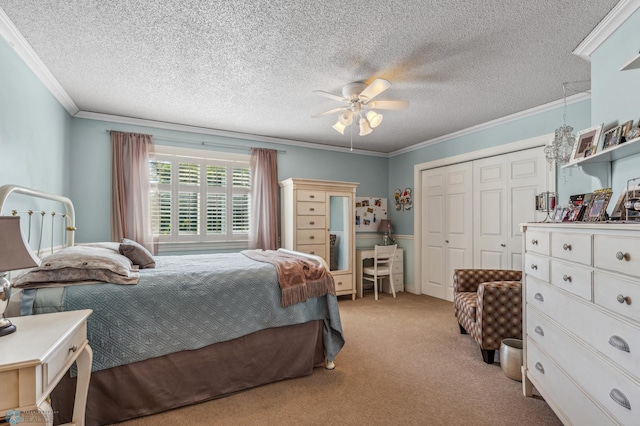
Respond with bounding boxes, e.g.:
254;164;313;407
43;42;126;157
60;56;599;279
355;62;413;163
571;124;603;162
620;120;634;143
552;206;567;222
583;188;612;222
601;125;621;150
566;193;592;222
610;191;627;221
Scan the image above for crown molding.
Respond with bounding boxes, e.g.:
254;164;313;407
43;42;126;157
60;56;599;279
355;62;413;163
0;7;79;115
75;111;389;157
390;91;591;157
573;0;640;61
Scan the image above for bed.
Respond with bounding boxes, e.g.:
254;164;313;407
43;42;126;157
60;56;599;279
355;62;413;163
0;185;345;426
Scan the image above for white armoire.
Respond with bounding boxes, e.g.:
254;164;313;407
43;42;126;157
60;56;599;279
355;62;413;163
280;178;358;300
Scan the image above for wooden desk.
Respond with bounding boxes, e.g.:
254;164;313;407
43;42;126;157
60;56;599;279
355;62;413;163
356;247;404;298
0;310;93;426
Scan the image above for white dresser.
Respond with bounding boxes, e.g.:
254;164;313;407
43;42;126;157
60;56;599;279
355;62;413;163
522;223;640;425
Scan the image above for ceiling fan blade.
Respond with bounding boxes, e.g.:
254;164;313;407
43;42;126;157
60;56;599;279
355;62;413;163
358;78;391;101
312;107;348;118
313;90;347;102
367;100;409;110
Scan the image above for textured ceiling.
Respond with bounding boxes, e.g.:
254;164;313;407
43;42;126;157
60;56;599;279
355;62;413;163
0;1;619;154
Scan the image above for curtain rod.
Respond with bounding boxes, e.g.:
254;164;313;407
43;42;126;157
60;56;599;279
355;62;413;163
104;130;286;153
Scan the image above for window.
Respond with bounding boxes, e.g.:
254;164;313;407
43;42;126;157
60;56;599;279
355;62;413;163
149;145;250;250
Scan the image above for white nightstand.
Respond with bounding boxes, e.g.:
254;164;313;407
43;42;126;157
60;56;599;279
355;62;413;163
0;310;93;426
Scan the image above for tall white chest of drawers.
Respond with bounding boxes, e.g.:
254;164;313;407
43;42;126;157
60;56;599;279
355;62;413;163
522;223;640;425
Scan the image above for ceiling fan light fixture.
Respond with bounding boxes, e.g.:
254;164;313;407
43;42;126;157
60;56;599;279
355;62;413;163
359;118;373;136
366;111;383;128
332;120;346;135
338;110;353;126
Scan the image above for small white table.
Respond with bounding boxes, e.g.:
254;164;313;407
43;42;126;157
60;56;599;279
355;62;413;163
356;247;404;298
0;310;93;426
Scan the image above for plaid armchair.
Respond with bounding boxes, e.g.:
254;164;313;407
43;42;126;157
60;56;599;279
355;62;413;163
453;269;523;364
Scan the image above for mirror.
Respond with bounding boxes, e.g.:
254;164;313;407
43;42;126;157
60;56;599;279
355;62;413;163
329;195;350;271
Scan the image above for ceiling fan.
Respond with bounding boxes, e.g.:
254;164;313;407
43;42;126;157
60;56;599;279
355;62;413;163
312;79;409;136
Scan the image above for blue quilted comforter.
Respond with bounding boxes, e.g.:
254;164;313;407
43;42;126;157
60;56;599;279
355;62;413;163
21;253;344;372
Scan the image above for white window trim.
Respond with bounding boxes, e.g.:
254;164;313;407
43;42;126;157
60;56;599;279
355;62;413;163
151;145;251;253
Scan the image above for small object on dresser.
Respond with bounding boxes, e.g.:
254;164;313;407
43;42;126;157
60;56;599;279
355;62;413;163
583;188;612;222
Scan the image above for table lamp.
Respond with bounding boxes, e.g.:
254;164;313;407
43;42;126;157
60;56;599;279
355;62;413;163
378;219;392;246
0;216;41;336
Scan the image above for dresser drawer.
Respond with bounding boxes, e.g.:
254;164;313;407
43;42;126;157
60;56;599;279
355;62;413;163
595;234;640;278
551;232;592;265
525;253;549;282
44;322;87;389
333;273;353;294
296;216;326;229
526;339;616;426
297;201;326;216
525;230;550;255
527;277;640;379
297;190;325;202
296;229;326;245
296;244;326;259
393;250;403;262
594;271;640;324
392;262;403;275
550;259;592;301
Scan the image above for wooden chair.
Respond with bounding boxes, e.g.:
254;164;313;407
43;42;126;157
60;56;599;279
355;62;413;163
362;244;397;300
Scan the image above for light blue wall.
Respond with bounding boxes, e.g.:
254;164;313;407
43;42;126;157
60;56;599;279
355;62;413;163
70;118;387;243
591;8;640;204
0;37;71;205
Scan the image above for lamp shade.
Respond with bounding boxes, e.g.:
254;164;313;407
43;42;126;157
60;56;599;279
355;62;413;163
377;219;392;233
0;217;41;272
366;111;383;128
338;110;353;126
359;118;373;136
332;121;346;135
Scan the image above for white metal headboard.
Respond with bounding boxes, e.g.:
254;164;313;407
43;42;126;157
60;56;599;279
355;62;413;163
0;184;76;246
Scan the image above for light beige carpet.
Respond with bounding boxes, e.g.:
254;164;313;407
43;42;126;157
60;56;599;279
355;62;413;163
115;292;561;426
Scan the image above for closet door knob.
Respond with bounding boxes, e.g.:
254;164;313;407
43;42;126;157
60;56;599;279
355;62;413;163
445;240;449;243
500;243;506;247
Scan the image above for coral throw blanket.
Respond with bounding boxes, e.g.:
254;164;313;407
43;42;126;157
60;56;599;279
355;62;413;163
241;249;336;307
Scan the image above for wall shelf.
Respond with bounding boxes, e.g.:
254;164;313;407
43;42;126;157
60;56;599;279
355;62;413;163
620;52;640;71
562;135;640;168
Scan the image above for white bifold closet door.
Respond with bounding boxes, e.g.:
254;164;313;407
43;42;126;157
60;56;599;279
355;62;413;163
473;147;550;271
421;162;473;301
420;145;550;301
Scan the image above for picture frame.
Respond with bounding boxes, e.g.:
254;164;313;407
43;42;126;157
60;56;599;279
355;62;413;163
620;120;634;143
583;188;612;222
601;125;621;151
552;206;567;222
610;191;627;221
566;193;592;222
571;124;603;162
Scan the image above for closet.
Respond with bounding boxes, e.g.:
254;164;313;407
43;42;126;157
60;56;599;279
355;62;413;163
280;178;358;300
421;146;551;301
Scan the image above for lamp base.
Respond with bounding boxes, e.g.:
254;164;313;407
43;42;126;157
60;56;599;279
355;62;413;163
0;317;16;336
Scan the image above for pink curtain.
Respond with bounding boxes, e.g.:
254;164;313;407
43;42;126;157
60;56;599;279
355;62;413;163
111;131;156;253
249;148;279;250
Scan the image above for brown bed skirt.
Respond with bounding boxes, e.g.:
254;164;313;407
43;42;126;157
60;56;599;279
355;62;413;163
53;320;325;426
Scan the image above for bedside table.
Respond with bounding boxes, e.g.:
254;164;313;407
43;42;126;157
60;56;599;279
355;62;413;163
0;310;93;426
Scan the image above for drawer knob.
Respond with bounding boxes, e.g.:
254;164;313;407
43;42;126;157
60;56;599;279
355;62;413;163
562;243;572;251
534;362;545;374
616;251;630;261
534;293;544;302
609;388;631;410
310;236;315;240
530;264;538;270
69;345;78;353
534;325;544;336
309;208;315;212
531;239;538;245
617;294;631;305
309;195;315;199
609;335;630;353
309;251;315;254
500;243;506;247
445;240;449;243
309;221;315;225
562;274;572;283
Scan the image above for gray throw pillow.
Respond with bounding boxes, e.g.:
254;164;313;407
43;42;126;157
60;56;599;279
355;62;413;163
119;238;156;269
